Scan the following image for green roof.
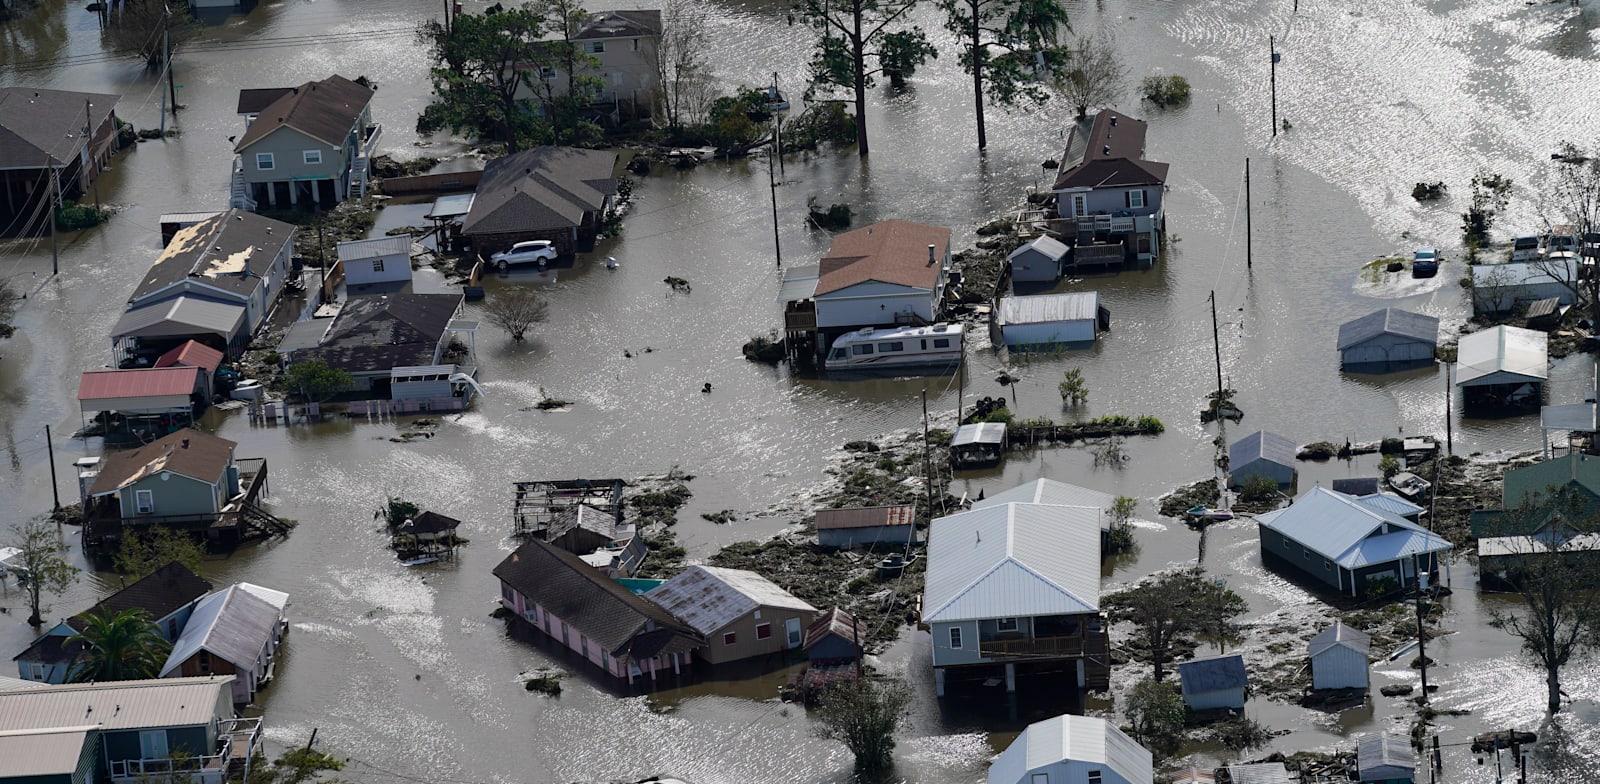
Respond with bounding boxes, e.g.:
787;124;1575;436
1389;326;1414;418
1480;453;1600;537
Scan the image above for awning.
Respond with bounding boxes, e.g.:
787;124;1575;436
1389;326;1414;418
112;296;247;342
1456;325;1548;386
776;264;819;303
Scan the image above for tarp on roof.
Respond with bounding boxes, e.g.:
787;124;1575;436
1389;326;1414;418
1457;325;1548;386
645;565;815;635
923;503;1101;623
985;714;1154;784
777;264;820;303
77;367;203;402
998;292;1100;326
112;297;247;341
1337;308;1439;350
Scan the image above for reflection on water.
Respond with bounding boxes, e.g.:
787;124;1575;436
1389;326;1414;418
1;0;1598;780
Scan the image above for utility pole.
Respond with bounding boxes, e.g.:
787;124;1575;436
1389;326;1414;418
1444;364;1453;456
164;12;177;118
444;0;451;35
44;425;60;512
768;140;780;267
921;387;934;517
46;153;58;277
1270;36;1279;137
773;72;784;176
1209;291;1224;404
1244;158;1252;269
85;100;100;212
1414;552;1430;704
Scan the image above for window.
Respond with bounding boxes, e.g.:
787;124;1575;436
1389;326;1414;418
878;341;904;353
1070;193;1087;217
28;662;45;680
135;489;155;514
948;626;963;649
829;348;848;361
632;38;639;51
1325;559;1334;571
933;338;951;348
197;651;212;674
852;344;874;356
139;730;169;761
756;623;772;640
256;152;275;170
1031;775;1050;784
540;66;557;80
997;618;1018;632
372;258;386;273
585;41;605;53
303;149;323;165
723;632;737;645
1127;189;1146;209
1087;771;1103;784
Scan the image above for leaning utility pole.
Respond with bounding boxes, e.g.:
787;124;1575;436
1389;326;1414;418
45;424;60;511
1209;291;1224;404
1269;36;1279;137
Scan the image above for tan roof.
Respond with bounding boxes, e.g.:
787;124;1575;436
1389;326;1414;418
88;428;235;496
0;677;233;732
234;75;373;152
814;220;951;296
0;726;97;777
814;505;916;530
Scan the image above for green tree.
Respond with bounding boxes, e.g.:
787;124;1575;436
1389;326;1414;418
523;0;603;145
935;0;1070;149
792;0;935;158
284;360;353;404
1192;578;1248;654
812;677;911;775
1104;568;1246;682
6;517;80;626
1238;474;1278;504
1462;169;1512;251
1378;454;1402;480
417;6;552;148
113;528;205;579
1058;367;1088;405
247;747;346;784
65;607;172;682
1106;495;1137;553
1123;676;1185;760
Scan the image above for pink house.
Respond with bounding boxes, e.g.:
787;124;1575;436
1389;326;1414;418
493;538;702;683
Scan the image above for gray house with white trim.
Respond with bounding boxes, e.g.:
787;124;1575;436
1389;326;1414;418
1256;487;1452;598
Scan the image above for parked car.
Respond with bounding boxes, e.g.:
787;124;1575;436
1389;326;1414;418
490;240;558;270
1511;235;1541;262
1411;247;1439;278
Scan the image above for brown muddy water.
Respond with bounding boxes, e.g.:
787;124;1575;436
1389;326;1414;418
2;0;1599;780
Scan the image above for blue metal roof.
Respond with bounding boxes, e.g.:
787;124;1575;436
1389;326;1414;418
1229;430;1297;469
1256;487;1452;568
1178;654;1247;692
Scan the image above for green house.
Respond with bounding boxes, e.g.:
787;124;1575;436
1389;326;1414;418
1470;452;1600;538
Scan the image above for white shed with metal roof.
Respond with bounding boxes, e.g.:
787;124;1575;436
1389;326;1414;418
1357;733;1415;783
338;234;414;288
986;713;1153;784
1456;326;1548;387
998;291;1106;347
1006;235;1070;284
1228;430;1297;488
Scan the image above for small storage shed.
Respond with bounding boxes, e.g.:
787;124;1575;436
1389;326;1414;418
1471;262;1577;315
1337;309;1438;369
1006;236;1069;284
1357;733;1416;784
985;713;1154;784
1226;763;1293;784
1525;297;1566;331
814;505;915;550
1177;654;1247;711
951;422;1007;467
804;607;865;664
338;235;414;289
1456;325;1547;410
997;291;1108;348
1228;431;1297;488
1308;620;1371;690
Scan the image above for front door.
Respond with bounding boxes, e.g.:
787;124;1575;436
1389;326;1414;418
785;617;803;649
1070;193;1087;218
139;729;168;760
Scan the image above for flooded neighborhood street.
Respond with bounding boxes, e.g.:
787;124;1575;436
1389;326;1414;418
3;0;1600;781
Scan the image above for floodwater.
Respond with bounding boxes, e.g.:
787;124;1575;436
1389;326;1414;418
2;0;1599;780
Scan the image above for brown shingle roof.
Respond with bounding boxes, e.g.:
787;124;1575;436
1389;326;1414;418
462;147;618;236
814;505;916;530
814;220;950;296
14;562;212;665
492;538;702;657
1052;109;1168;190
234;75;373;152
0;87;119;169
574;9;661;39
88;428;235;496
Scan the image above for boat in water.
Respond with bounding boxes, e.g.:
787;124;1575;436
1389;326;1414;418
1186;505;1235;521
824;323;963;373
1388;471;1431;500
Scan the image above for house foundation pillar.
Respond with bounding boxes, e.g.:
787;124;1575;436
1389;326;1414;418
289;181;298;206
1005;662;1016;693
267;183;277;207
934;668;946;697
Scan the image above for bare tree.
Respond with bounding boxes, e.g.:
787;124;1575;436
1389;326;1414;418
0;277;19;335
484;287;550;342
652;0;714;134
1054;31;1125;118
1484;488;1600;713
6;517;81;626
1546;141;1600;326
1472;263;1518;317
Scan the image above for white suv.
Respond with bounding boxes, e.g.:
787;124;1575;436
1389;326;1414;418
490;240;558;270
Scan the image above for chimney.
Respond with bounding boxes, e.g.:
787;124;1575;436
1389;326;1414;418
181;438;190;449
927;244;936;266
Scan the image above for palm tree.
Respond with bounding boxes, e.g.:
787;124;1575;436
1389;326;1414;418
66;608;172;682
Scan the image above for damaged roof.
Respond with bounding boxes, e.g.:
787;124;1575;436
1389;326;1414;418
88;428;235;496
645;565;816;636
292;292;461;373
131;209;295;302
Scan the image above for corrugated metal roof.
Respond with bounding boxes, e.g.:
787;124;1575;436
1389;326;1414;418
154;340;225;373
1456;325;1548;386
777;264;820;303
985;714;1153;784
337;235;413;262
1357;733;1415;777
804;607;866;650
998;292;1100;326
77;367;204;402
1006;236;1069;263
952;422;1007;447
1471;261;1575;288
1226;763;1293;784
814;505;916;530
238;582;289;614
1178;654;1247;692
1229;430;1297;469
158;211;223;225
1356;493;1424;518
111;296;248;340
1526;296;1562;320
0;725;97;777
645;566;816;636
923;503;1101;623
973;479;1113;530
0;677;232;732
0;676;43;691
1256;487;1451;568
160;584;282;677
1477;532;1600;558
1541;403;1596;432
1337;308;1439;350
1308;620;1371;658
277;318;335;353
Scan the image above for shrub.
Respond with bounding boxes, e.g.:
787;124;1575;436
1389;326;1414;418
981;407;1014;424
1379;454;1403;479
1238;474;1278;503
1136;415;1165;434
1140;74;1191;108
1059;368;1088;406
1412;181;1447;201
55;201;106;231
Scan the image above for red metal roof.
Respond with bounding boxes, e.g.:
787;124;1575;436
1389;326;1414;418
77;367;202;401
153;340;224;374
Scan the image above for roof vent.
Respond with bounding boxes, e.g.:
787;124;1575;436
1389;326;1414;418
1109;115;1118;126
181;438;190;449
927;244;936;266
1102;145;1110;155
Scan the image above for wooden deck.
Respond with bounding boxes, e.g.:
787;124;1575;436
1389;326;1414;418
83;458;288;550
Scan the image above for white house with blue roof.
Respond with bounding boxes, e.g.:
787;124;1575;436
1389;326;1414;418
986;713;1153;784
922;502;1108;697
1256;487;1451;598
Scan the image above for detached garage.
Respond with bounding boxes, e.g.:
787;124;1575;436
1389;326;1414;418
997;292;1109;348
1337;309;1437;370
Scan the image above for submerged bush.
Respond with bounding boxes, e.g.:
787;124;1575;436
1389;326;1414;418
1140;74;1191;108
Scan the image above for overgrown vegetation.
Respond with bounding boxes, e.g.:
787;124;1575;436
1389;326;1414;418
812;678;912;775
1124;677;1185;761
1058;367;1088;406
54;201;107;231
1104;568;1247;681
1107;496;1138;554
1140;74;1191;108
285;359;353;403
114;527;205;578
782;101;858;151
1238;474;1278;504
1412;181;1447;201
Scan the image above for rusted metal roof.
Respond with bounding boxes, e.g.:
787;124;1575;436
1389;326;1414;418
646;566;815;636
814;505;915;530
77;367;203;402
154;340;225;374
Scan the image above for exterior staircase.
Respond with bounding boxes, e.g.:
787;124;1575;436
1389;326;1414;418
239;503;294;539
229;159;257;211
